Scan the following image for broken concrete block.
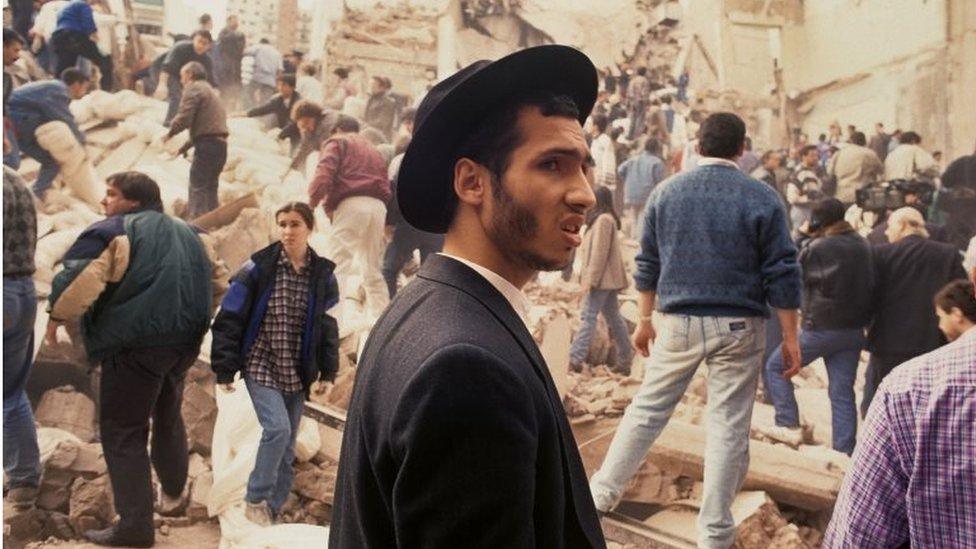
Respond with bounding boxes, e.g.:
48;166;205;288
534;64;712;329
68;475;115;536
3;508;47;541
767;523;812;549
294;417;322;463
181;382;218;456
292;463;336;504
304;500;332;524
187;453;210;481
37;469;75;512
187;471;213;521
539;313;572;399
326;367;356;411
35;386;96;442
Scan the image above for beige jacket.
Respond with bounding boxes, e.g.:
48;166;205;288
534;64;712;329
579;213;628;291
827;144;883;203
884;144;939;182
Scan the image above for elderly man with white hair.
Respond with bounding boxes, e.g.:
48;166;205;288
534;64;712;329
862;207;968;415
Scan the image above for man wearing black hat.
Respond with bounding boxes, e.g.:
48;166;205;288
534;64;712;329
330;45;606;548
760;198;873;456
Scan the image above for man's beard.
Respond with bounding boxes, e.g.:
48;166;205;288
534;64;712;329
485;176;568;272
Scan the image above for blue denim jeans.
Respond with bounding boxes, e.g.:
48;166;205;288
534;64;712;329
590;313;765;549
17;139;60;196
164;77;183;126
569;289;634;367
245;377;304;514
3;277;41;489
765;328;864;455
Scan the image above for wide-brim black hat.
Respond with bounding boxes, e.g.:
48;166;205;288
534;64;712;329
398;45;598;234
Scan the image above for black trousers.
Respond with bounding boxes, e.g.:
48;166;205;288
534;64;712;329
51;30;114;91
100;345;198;529
381;224;444;298
187;137;228;220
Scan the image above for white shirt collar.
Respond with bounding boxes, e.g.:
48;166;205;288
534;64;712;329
697;157;740;169
438;253;532;328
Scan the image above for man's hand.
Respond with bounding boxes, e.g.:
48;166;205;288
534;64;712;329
632;319;656;358
153;86;167;100
217;383;235;394
781;338;802;379
45;320;66;347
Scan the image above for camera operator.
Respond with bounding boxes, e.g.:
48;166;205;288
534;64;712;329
862;180;949;245
938;144;976;251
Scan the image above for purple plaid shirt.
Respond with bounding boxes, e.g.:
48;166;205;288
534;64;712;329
824;327;976;548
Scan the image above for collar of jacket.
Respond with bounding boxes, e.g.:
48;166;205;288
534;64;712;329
823;221;855;237
415;254;604;548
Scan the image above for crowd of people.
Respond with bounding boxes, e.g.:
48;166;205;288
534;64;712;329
4;3;976;548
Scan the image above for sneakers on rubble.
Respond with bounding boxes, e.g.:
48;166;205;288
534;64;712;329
757;424;804;447
245;500;273;527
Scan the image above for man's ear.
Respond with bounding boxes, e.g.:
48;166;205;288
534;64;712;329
453;158;488;207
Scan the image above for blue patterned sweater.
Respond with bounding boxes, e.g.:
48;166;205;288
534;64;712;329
636;163;801;317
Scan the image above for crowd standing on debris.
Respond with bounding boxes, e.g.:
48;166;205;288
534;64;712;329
4;2;976;547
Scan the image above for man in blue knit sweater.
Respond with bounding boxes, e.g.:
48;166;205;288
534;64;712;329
590;113;802;549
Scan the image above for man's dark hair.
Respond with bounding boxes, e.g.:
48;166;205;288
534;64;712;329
180;61;207;81
609;126;624;140
334;114;360;133
661;95;672;105
292;99;322;121
259;38;270;44
900;131;922;145
106;171;163;212
698;112;746;159
198;13;212;25
644;137;661;155
760;149;780;165
3;28;25;46
800;144;819;158
60;68;89;86
851;131;867;147
333;67;349;79
934;279;976;322
592;113;609;134
191;30;213;43
809;198;846;231
277;73;296;88
636;67;647;77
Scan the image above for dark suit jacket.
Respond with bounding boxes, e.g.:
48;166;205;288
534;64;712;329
867;235;967;357
329;255;605;549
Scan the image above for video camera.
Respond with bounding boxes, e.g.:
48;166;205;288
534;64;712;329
855;179;936;212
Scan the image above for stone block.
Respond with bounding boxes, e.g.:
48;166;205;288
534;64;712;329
35;386;96;442
293;464;336;504
304;501;332;524
37;469;75;512
68;475;115;536
181;382;218;456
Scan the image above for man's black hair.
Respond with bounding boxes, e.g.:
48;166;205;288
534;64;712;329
698;112;746;159
106;171;164;212
333;67;349;79
935;280;976;322
644;137;661;155
277;73;296;88
799;144;819;158
198;13;212;25
592;113;609;134
3;28;25;46
851;131;867;147
191;30;213;43
334;115;360;133
452;90;580;217
900;131;922;145
60;68;89;86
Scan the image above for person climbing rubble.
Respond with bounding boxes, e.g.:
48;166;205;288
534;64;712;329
50;0;113;91
5;67;90;198
210;202;339;528
45;171;229;547
286;100;338;176
155;31;216;127
238;73;302;151
307;114;391;321
162;60;228;220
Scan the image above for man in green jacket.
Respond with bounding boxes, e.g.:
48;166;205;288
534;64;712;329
47;171;228;547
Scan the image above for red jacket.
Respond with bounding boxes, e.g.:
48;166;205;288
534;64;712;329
308;133;391;214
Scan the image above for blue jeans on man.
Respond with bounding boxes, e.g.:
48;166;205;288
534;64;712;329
164;77;183;126
764;328;864;455
244;377;304;514
590;313;765;549
569;289;634;370
3;276;41;490
17;138;61;196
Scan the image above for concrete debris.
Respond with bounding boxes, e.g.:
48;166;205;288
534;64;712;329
45;440;107;479
181;382;218;456
209;208;272;272
187;452;210;481
35;386;96;443
68;475;116;536
292;462;338;505
294;417;323;463
187;472;214;522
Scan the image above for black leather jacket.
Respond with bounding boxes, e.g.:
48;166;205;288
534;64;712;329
797;223;874;330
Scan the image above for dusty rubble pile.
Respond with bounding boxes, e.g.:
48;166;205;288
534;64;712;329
334;3;438;49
